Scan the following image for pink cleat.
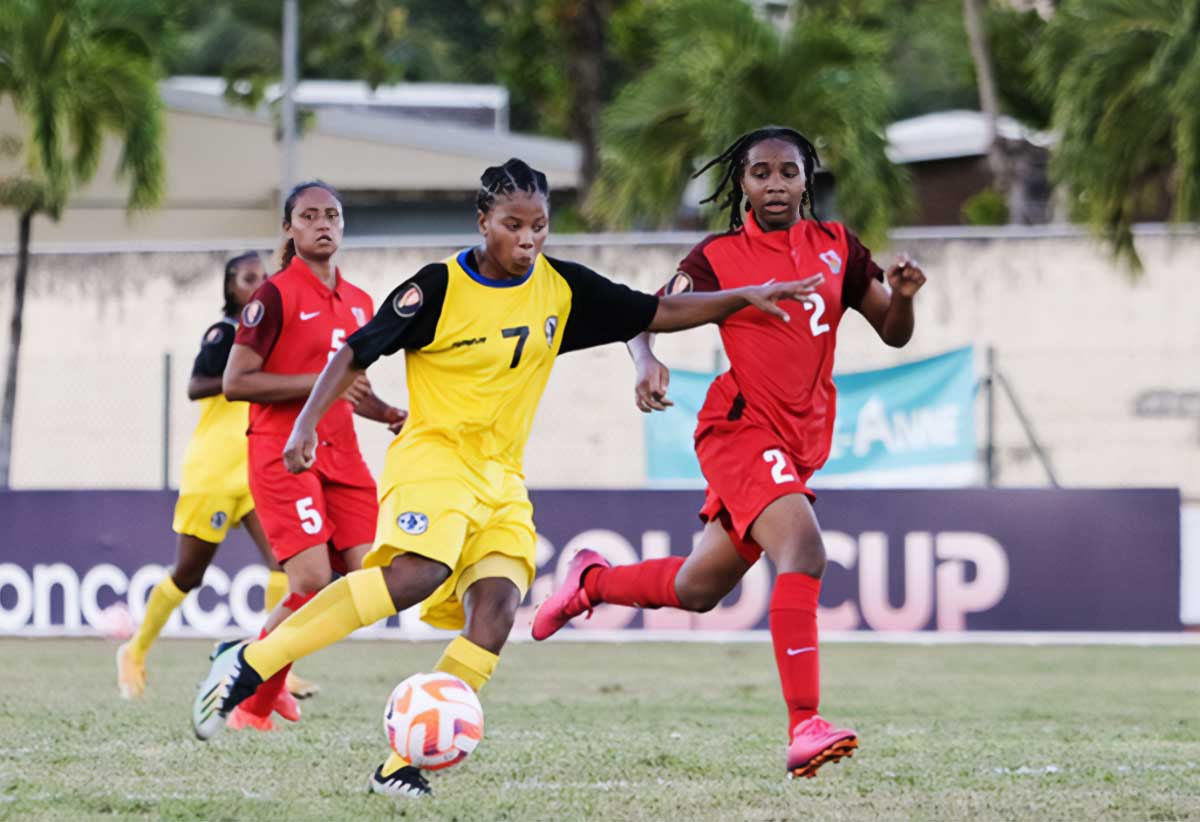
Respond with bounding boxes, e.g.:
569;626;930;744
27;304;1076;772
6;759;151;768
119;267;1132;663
531;549;610;641
272;687;302;723
226;703;276;732
786;715;858;779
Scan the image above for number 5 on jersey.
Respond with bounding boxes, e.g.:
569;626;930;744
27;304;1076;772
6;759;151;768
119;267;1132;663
296;496;323;535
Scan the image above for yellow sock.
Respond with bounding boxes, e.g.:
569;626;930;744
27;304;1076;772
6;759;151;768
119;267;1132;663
264;570;288;613
434;636;499;693
243;567;395;678
129;576;187;660
381;751;411;775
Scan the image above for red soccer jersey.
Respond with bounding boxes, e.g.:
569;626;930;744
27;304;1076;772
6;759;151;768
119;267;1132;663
671;217;883;470
235;256;375;445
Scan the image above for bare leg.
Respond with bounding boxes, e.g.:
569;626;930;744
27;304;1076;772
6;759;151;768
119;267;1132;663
241;511;281;571
673;520;754;612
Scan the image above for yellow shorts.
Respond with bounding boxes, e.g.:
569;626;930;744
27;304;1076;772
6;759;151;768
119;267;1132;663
364;465;536;631
172;493;255;544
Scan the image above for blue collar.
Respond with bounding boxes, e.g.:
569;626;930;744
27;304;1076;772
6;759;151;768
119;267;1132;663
458;248;534;288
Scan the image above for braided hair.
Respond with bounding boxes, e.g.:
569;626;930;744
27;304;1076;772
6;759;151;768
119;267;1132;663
476;158;550;214
278;180;342;269
222;251;260;317
693;126;834;238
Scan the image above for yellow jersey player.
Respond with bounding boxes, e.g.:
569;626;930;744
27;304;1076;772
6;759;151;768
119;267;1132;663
117;252;316;701
191;159;822;798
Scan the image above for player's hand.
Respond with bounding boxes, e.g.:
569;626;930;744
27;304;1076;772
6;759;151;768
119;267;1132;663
341;373;371;407
385;406;408;435
634;355;672;413
885;254;926;299
283;426;318;474
742;275;824;322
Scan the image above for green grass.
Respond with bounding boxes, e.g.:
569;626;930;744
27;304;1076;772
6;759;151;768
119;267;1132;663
1;639;1197;821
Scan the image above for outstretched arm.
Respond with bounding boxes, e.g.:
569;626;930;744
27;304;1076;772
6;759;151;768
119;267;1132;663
857;254;926;347
282;346;362;472
647;276;824;333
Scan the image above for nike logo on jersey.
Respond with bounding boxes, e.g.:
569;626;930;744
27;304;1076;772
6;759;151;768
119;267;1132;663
299;310;320;320
786;646;816;656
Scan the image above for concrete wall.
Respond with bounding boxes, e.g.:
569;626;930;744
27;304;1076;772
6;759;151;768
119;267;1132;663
0;227;1197;497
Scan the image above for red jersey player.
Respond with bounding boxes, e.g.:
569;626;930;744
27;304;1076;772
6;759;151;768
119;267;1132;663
222;180;405;730
533;127;927;779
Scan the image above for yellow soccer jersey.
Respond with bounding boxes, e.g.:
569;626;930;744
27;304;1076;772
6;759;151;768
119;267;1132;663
178;318;251;497
347;249;659;473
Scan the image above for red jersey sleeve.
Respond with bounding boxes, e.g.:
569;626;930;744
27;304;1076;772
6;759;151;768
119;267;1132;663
841;229;885;310
659;234;722;295
234;280;285;360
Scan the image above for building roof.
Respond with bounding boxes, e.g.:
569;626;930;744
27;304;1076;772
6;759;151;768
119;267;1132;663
159;81;579;186
163;76;508;115
886;109;1054;165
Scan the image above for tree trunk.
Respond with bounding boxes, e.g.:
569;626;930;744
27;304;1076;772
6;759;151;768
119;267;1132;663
0;209;32;489
963;0;1011;209
560;0;609;206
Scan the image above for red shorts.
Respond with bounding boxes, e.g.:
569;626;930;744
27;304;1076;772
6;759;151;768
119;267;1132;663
248;434;379;563
695;418;816;565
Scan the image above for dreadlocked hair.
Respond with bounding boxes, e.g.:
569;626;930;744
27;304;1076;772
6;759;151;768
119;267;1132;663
693;125;834;239
222;251;260;317
476;158;550;214
278;180;342;269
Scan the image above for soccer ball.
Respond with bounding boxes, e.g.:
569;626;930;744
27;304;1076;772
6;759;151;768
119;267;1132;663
384;672;484;770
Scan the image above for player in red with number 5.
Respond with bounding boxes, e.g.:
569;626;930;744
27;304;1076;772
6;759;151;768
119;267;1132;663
222;180;405;730
534;126;927;779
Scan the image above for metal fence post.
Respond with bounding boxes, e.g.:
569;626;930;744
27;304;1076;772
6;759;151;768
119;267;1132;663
162;352;172;490
985;346;996;486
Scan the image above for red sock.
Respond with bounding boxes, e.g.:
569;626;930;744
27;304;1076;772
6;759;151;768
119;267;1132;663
583;557;684;609
239;591;313;715
769;573;821;735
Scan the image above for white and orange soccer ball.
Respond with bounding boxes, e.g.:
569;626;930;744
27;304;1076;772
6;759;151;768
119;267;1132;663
383;672;484;770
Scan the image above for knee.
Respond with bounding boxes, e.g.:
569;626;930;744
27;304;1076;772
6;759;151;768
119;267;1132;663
171;568;204;593
773;536;826;578
287;566;333;596
381;555;451;602
675;581;725;613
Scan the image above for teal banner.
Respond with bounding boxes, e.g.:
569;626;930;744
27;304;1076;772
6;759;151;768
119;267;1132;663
646;346;978;487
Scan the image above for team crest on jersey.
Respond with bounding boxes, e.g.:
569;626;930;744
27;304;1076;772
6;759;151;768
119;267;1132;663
396;511;429;535
665;271;693;295
351;306;367;326
393;284;423;318
544;315;558;347
210;511;228;529
819;250;843;275
204;326;224;344
241;299;265;327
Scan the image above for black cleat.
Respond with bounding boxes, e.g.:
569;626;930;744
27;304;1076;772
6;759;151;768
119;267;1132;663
368;763;432;798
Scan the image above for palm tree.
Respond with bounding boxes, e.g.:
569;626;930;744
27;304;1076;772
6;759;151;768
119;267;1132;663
1035;0;1200;267
588;0;907;244
0;0;165;487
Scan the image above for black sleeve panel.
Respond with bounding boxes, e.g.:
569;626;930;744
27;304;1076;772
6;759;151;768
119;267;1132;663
841;229;886;310
191;321;235;378
347;263;449;368
547;256;660;355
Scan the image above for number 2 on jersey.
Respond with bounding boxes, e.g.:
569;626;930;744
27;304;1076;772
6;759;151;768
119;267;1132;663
763;448;797;484
804;294;830;337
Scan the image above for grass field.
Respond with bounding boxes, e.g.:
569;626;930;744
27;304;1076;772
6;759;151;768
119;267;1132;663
1;638;1197;821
